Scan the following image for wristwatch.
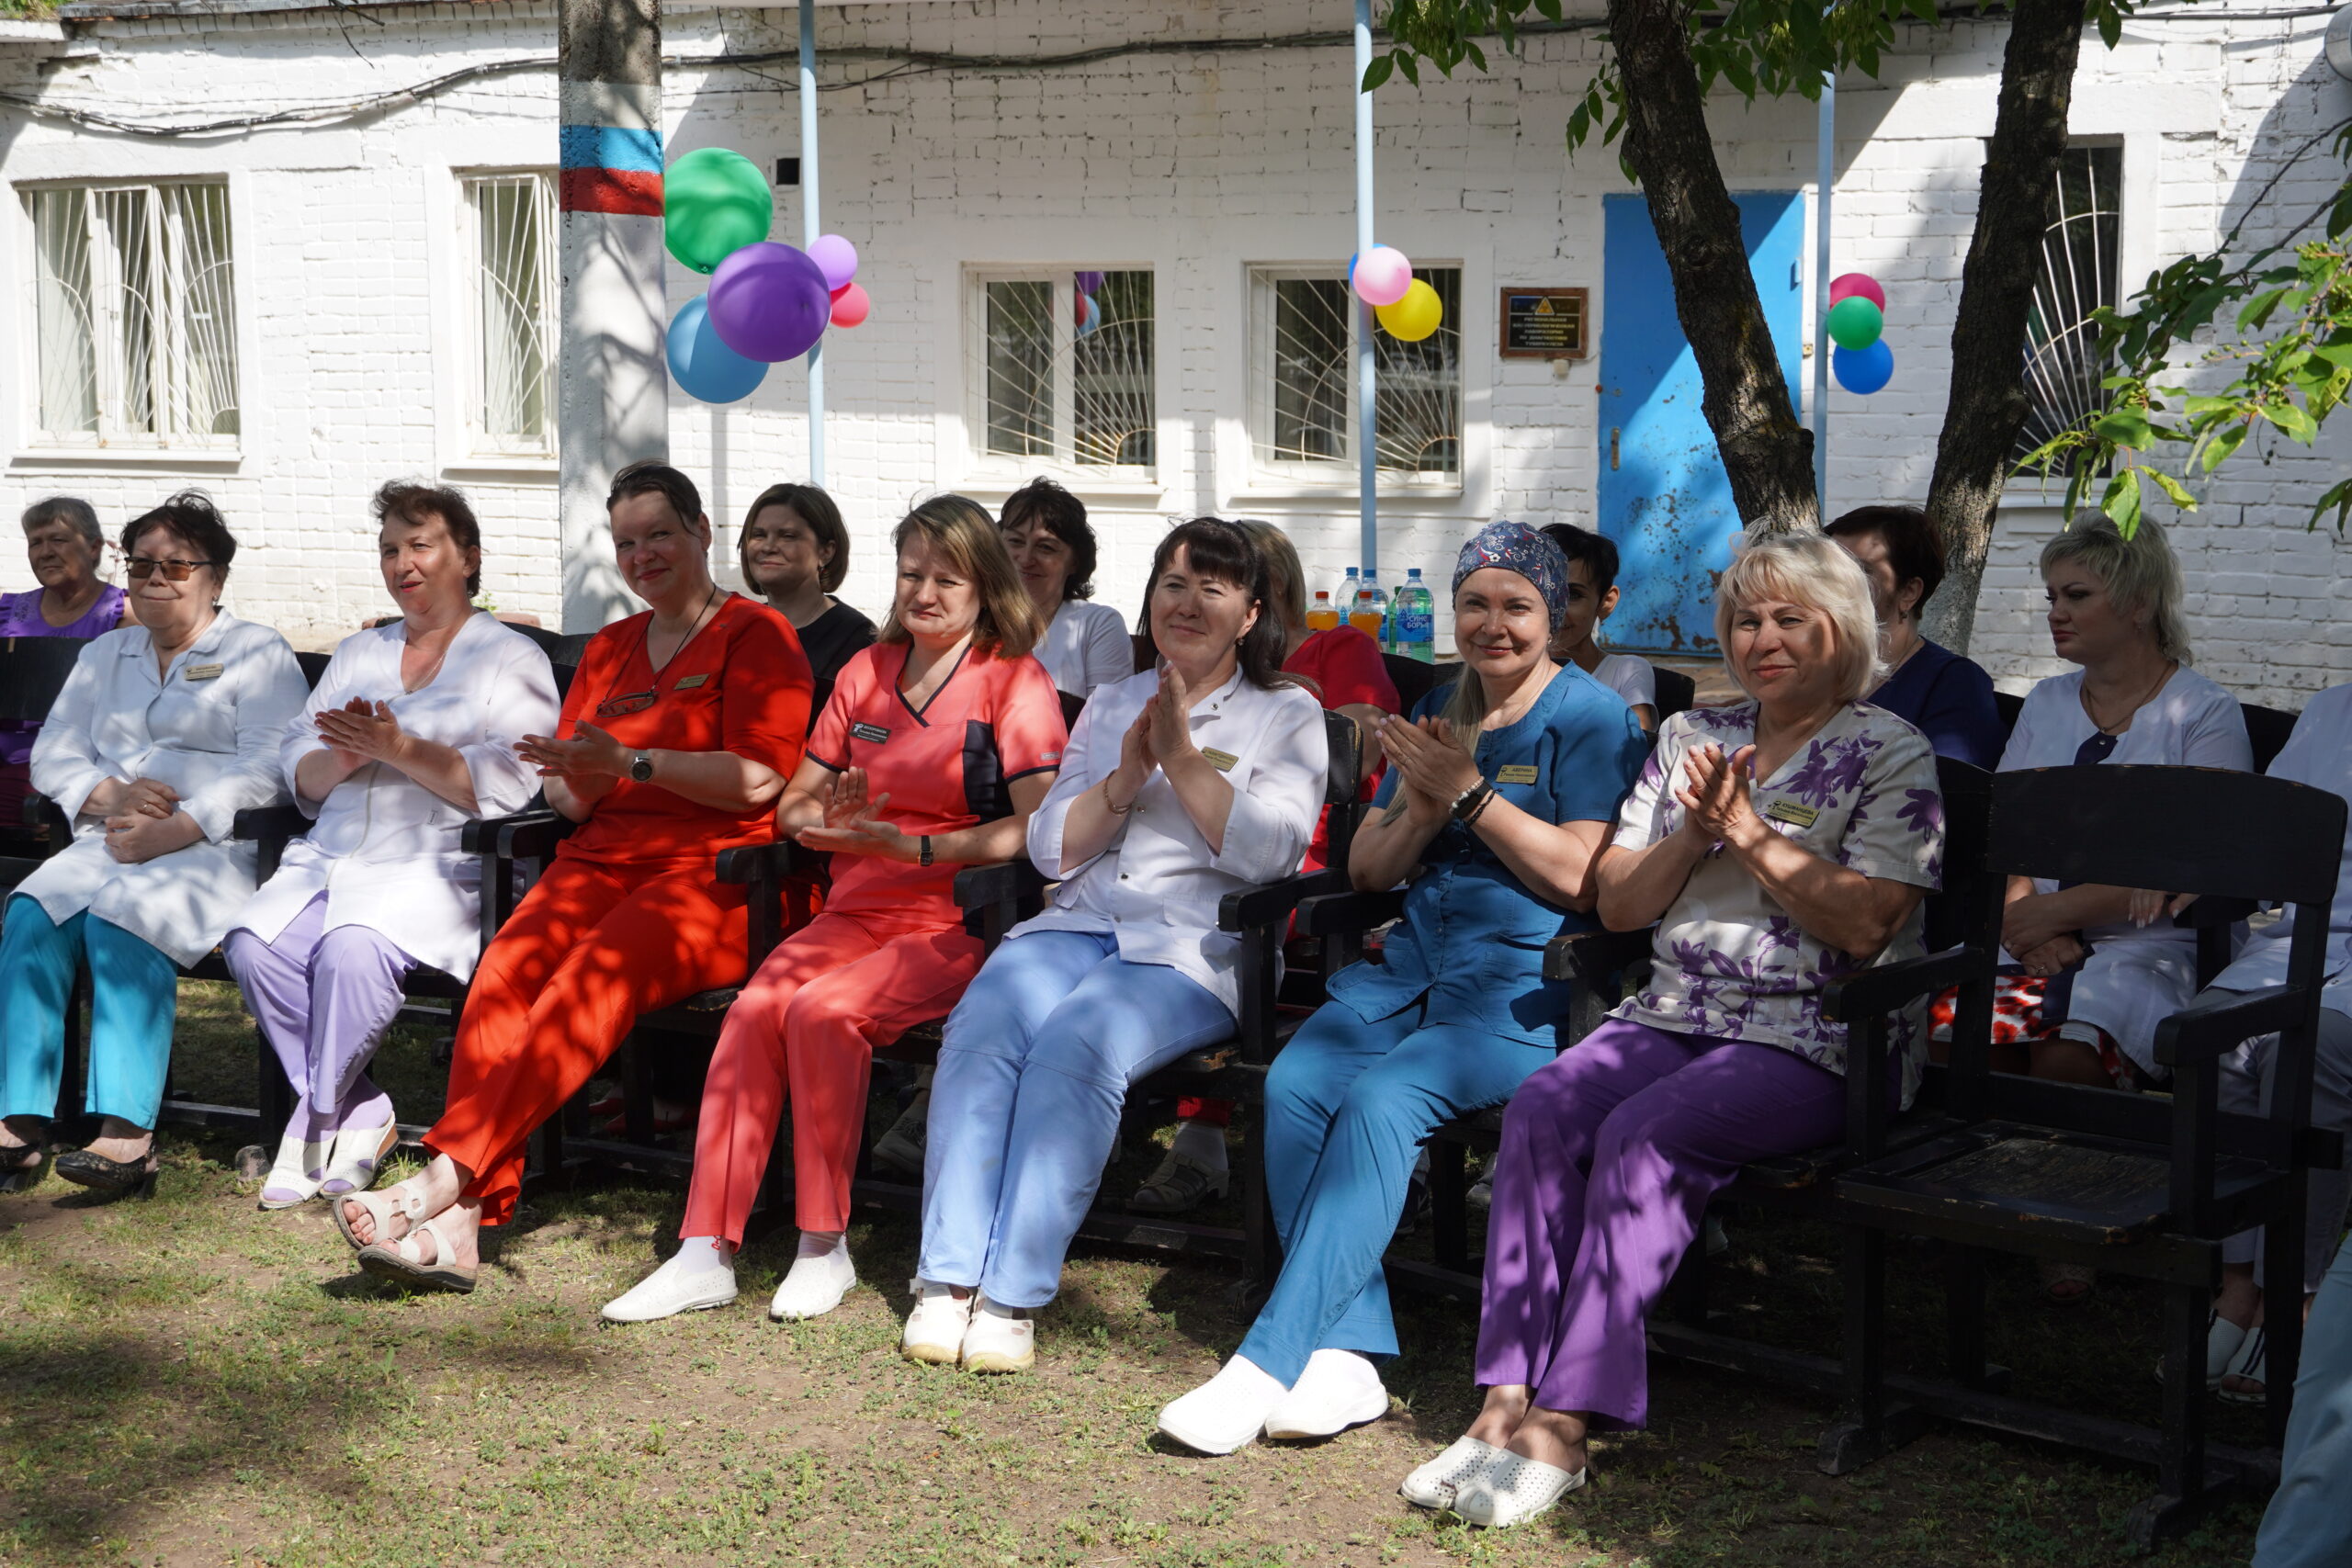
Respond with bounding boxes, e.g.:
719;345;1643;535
628;752;655;784
919;835;934;867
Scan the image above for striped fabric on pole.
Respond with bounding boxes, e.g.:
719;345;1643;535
559;121;663;216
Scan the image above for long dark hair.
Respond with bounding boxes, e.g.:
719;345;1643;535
1135;517;1293;691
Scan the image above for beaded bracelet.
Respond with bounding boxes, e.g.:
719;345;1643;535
1102;774;1137;816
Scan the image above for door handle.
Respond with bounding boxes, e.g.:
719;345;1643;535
1610;427;1621;471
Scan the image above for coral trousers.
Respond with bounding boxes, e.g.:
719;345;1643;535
428;854;752;1226
683;908;984;1243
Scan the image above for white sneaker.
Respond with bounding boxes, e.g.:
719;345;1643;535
1451;1450;1589;1529
1262;1348;1389;1440
1156;1355;1288;1455
1400;1435;1503;1510
958;1295;1035;1373
769;1237;857;1321
901;1279;973;1364
600;1247;739;1323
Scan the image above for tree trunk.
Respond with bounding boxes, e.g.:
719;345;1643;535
1921;0;2089;653
1606;0;1817;532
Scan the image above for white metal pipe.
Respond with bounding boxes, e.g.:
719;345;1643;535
1354;0;1377;578
1812;69;1834;520
801;0;825;486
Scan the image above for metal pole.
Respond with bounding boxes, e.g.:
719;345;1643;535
556;0;666;632
801;0;825;487
1353;0;1377;579
1812;67;1834;522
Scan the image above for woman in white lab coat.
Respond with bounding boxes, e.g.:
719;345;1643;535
225;482;558;1211
0;493;308;1198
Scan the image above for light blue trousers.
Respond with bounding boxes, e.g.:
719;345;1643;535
1237;998;1554;1384
919;929;1234;1308
0;894;178;1128
2255;1234;2352;1567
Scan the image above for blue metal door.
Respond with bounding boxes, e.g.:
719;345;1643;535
1597;191;1805;653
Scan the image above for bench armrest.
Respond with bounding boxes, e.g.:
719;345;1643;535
461;808;572;862
231;803;312;843
2154;983;2306;1069
1542;926;1655;987
1217;867;1350;935
1294;888;1406;938
716;839;824;886
1822;945;1981;1026
956;860;1042;910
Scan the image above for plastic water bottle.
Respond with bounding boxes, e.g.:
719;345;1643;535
1305;590;1340;632
1394;568;1436;662
1334;566;1360;620
1350;572;1389;645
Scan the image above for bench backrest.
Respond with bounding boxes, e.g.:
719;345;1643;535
0;637;91;725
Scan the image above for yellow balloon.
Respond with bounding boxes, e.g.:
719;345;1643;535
1376;279;1442;342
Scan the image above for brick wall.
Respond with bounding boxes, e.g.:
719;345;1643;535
2;0;2346;704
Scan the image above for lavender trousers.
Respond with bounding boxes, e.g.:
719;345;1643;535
223;894;414;1136
1474;1017;1848;1430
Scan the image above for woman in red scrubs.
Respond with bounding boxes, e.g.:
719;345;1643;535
334;461;813;1292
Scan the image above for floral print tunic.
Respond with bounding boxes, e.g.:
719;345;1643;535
1610;700;1946;1106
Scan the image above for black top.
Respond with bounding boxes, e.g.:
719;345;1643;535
793;599;879;686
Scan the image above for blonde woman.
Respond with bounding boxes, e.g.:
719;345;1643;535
605;497;1067;1325
1419;530;1945;1528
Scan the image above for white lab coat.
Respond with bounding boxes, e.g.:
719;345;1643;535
229;614;559;983
1019;666;1328;1016
22;614;310;968
1035;599;1134;699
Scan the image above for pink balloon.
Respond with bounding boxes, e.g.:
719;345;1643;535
1828;272;1886;310
707;242;832;363
1351;246;1414;309
829;281;871;330
808;233;859;292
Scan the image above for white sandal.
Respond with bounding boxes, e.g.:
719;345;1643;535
357;1216;477;1293
334;1177;431;1252
257;1128;330;1211
319;1122;397;1198
1400;1436;1502;1510
1451;1450;1589;1529
2219;1326;2267;1405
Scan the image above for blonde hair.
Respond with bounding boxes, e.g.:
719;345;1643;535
2040;511;2192;665
879;494;1044;660
1714;528;1883;704
1231;519;1306;630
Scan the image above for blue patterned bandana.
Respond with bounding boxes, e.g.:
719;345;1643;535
1453;520;1571;628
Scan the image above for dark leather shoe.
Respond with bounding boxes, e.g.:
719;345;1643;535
53;1145;158;1199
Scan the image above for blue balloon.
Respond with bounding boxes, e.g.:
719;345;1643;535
668;295;768;404
1833;339;1894;396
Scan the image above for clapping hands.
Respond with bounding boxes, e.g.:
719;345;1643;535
795;766;912;860
1674;742;1760;844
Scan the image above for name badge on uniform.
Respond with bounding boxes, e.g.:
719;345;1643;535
1496;764;1539;785
1763;798;1820;829
673;673;709;690
185;663;224;682
1201;747;1238;773
851;722;891;744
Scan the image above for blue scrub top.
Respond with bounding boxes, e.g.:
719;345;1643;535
1327;664;1649;1048
1869;637;2007;770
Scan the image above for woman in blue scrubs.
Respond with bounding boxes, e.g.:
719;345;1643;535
1156;521;1649;1456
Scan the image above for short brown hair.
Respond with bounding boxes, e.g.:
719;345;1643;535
373;479;484;596
1826;503;1944;614
740;483;851;594
606;461;704;529
123;491;236;578
878;494;1044;660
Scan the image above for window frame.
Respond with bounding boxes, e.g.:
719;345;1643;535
958;263;1160;486
458;168;560;463
1244;260;1466;494
16;176;243;456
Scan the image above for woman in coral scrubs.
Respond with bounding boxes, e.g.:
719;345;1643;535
602;495;1065;1326
332;461;812;1292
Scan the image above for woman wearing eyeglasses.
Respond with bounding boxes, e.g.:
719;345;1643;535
332;462;813;1292
0;492;308;1198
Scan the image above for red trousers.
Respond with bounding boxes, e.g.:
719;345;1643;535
430;854;752;1226
683;909;984;1242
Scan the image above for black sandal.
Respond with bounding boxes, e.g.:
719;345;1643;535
53;1144;159;1201
0;1137;45;1196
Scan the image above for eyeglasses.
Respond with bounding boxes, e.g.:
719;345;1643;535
127;558;215;581
594;690;659;718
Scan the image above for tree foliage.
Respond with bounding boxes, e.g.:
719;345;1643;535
2020;120;2352;538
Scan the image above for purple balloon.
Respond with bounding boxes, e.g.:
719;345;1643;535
1074;269;1107;296
808;233;859;291
707;243;832;363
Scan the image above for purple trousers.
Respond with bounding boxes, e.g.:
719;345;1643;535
223;894;413;1139
1473;1017;1848;1429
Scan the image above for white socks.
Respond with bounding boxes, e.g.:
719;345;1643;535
1170;1119;1229;1171
769;1232;858;1321
1156;1355;1290;1455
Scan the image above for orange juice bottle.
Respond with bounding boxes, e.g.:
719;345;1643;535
1306;591;1340;632
1349;575;1389;644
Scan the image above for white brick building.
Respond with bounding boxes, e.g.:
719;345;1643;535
1;0;2347;701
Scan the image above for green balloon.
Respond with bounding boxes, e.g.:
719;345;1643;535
1826;295;1884;352
664;148;773;275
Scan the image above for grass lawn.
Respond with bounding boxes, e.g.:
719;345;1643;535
0;983;2271;1567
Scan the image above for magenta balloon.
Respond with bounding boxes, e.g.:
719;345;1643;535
1828;272;1886;310
707;242;833;363
808;233;859;291
1352;246;1414;308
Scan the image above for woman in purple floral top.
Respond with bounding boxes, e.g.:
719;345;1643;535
1;497;130;829
1417;532;1944;1530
